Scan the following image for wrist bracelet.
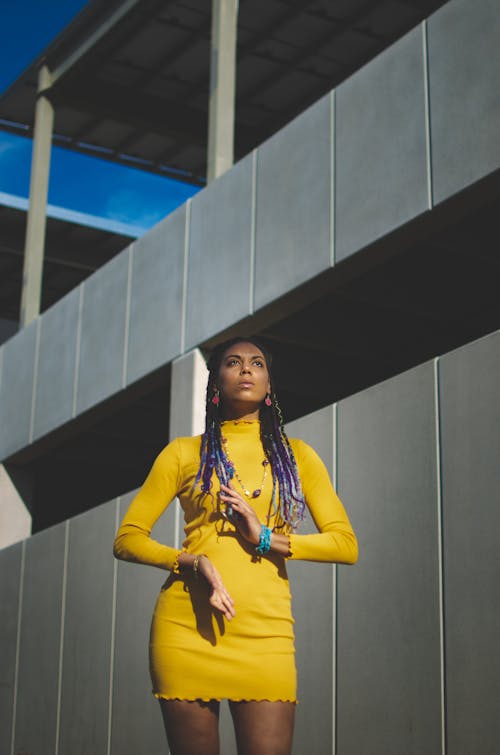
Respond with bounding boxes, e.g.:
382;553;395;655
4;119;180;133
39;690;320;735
255;525;272;556
193;554;203;577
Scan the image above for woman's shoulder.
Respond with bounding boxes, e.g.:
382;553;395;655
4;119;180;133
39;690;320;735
288;437;327;469
154;435;202;466
173;434;203;447
288;436;313;455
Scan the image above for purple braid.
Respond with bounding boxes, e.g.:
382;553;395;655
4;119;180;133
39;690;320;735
260;389;306;528
195;391;234;495
193;336;306;530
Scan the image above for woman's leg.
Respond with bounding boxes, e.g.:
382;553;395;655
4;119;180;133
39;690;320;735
159;699;220;755
228;700;295;755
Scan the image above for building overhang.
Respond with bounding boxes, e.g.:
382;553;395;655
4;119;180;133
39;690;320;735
0;0;447;184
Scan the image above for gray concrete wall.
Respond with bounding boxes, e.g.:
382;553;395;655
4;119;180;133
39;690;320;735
2;0;499;463
1;330;498;754
1;2;499;751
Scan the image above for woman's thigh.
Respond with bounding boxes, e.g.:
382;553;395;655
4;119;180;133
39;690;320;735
228;700;295;755
159;699;220;755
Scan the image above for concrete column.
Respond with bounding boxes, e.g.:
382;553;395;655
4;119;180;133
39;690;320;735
0;465;32;549
207;0;238;182
169;349;208;438
20;65;54;327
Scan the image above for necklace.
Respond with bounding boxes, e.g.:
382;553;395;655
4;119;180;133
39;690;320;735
221;436;269;498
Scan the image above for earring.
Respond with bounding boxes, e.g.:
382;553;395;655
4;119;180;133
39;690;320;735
265;393;272;407
212;387;220;406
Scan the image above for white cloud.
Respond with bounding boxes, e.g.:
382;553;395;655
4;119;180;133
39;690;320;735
0;133;28;158
104;188;167;230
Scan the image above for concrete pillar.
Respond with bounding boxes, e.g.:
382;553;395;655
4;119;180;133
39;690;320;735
0;465;32;549
169;349;208;438
20;65;54;327
207;0;238;182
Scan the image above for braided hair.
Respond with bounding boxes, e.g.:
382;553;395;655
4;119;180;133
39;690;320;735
193;336;306;530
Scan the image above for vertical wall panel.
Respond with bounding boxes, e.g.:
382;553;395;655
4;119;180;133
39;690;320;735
75;252;129;415
337;363;441;754
0;543;22;755
0;344;3;406
13;523;66;755
185;153;254;350
126;207;186;386
0;320;37;459
219;701;237;754
439;332;500;754
428;0;500;204
254;94;332;310
287;406;335;755
335;26;428;262
33;286;80;440
58;501;117;755
110;491;176;755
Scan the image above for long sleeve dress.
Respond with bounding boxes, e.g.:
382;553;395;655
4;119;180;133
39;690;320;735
113;419;358;703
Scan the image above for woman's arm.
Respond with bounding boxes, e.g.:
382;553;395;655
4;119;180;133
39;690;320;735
286;439;358;564
220;439;358;565
114;440;236;618
177;553;235;620
113;439;183;571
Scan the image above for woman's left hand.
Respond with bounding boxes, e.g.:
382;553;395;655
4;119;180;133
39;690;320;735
219;483;261;545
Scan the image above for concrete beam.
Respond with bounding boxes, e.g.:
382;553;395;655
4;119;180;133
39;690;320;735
50;0;143;85
20;66;54;327
207;0;238;182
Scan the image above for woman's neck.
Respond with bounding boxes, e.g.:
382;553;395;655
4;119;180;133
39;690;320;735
222;405;260;422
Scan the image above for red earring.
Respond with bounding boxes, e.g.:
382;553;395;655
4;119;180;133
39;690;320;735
212;388;220;406
265;393;272;407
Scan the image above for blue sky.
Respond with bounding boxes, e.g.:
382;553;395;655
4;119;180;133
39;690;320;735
0;0;200;233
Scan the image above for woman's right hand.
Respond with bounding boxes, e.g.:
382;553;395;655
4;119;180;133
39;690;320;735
197;555;236;621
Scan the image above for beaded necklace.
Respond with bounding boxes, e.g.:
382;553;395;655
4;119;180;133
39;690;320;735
221;435;269;498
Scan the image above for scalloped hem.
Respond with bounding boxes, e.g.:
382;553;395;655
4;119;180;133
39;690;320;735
153;693;297;704
170;548;187;575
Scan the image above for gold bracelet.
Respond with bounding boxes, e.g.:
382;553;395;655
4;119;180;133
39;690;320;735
193;554;205;578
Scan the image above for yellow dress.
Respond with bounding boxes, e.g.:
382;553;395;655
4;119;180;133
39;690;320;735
113;419;357;702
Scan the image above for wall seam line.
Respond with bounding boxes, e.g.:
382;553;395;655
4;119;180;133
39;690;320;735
248;148;257;315
10;539;26;755
107;500;120;755
330;90;336;268
122;245;134;388
180;200;191;353
332;402;338;755
422;20;434;210
174;499;181;551
54;519;69;755
72;284;84;418
251;148;259;313
29;318;41;443
433;357;446;755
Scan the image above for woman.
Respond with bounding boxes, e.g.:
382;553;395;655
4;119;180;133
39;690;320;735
114;337;358;755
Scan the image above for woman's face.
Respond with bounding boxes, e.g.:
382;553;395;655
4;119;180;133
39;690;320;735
216;341;271;411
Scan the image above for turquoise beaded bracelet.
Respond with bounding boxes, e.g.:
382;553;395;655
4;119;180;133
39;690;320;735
255;524;272;555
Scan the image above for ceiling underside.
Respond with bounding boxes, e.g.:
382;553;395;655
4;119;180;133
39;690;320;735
0;203;134;324
0;0;447;184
